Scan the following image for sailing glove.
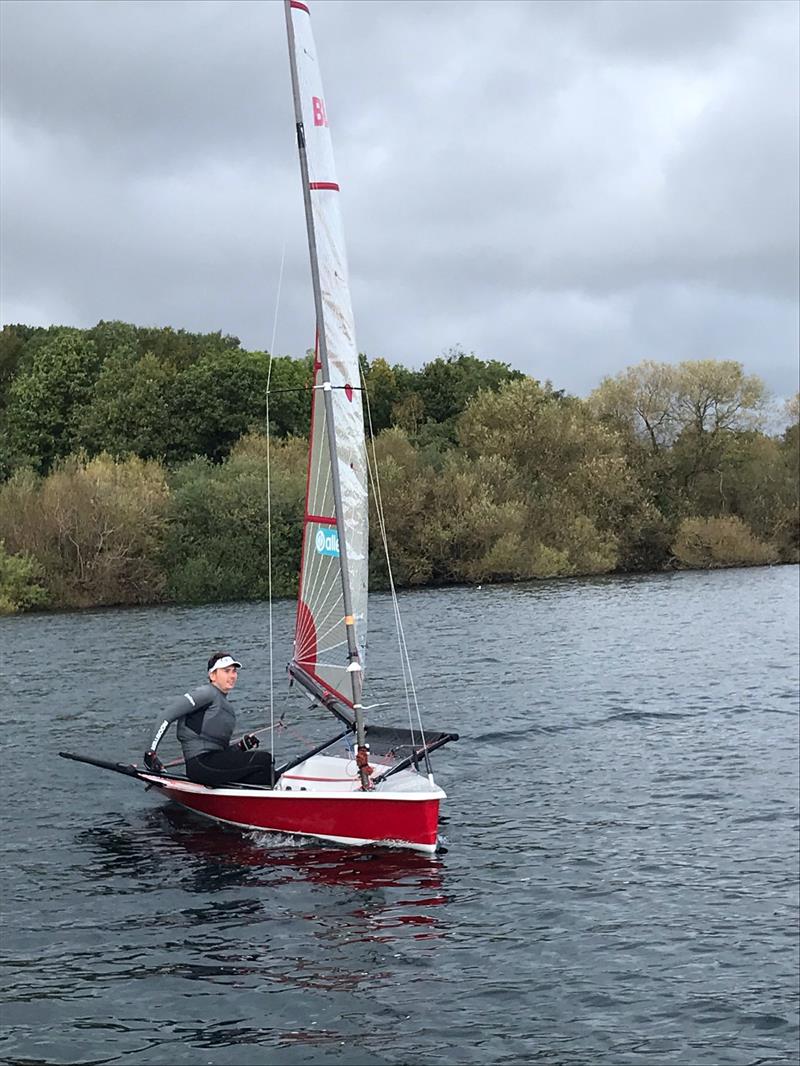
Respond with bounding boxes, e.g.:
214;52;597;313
239;733;260;751
143;750;164;773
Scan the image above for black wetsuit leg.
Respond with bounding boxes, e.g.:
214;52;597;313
185;748;274;786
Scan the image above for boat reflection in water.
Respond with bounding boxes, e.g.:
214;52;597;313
79;802;449;958
163;804;448;941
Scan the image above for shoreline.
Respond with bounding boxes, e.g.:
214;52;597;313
4;559;797;618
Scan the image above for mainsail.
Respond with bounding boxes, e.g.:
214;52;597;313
285;0;368;712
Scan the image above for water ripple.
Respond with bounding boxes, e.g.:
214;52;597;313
1;566;798;1064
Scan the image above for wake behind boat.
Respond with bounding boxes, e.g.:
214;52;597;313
61;0;458;855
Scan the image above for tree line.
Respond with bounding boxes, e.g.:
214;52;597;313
0;322;796;613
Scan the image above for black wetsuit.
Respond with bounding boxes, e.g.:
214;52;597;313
148;683;273;786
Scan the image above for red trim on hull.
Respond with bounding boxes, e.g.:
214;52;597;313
158;787;440;849
281;773;350;782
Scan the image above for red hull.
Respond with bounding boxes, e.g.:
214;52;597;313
154;781;441;852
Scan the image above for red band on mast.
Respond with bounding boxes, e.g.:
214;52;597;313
309;182;340;191
290;1;310;13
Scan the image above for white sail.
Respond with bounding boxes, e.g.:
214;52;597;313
288;0;368;708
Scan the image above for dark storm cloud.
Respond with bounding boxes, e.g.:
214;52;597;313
1;0;797;400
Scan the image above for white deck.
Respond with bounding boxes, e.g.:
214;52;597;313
275;752;446;798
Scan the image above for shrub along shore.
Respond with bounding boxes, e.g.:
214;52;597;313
0;322;797;614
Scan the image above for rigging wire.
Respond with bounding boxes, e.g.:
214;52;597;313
361;377;431;774
265;239;287;762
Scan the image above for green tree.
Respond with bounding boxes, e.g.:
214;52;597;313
3;328;104;474
590;358;775;551
0;325;35;403
774;395;800;560
675;359;767;436
86;320;141;363
590;359;679;452
368;428;443;587
415;348;524;433
668;362;768;503
163;433;306;603
459;378;656;574
671;516;778;568
0;454;170;607
266;353;313;438
591;359;767;451
131;325;241;369
392;392;425;435
170;348;272;462
73;351;179;461
362;356;400;434
0;540;48;614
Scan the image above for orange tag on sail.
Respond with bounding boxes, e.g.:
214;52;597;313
344;615;355;625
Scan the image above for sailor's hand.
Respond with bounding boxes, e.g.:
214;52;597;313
239;733;260;751
143;750;164;773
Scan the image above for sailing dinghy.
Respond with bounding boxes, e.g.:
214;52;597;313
61;0;458;855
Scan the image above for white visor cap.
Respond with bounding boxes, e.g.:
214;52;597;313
209;655;242;672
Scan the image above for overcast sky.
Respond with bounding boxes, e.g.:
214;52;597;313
1;0;798;399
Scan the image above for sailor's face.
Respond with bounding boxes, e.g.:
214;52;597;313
210;665;238;693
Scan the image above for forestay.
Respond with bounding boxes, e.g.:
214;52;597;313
287;0;368;709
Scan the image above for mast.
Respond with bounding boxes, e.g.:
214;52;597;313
284;0;370;787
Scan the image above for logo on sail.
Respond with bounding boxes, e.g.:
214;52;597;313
312;96;328;127
315;528;340;557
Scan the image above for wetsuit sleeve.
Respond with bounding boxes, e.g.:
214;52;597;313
148;688;214;752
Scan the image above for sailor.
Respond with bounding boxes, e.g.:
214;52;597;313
144;651;274;786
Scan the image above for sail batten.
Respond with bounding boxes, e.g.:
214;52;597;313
285;0;368;715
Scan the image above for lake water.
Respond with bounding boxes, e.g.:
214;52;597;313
1;566;798;1065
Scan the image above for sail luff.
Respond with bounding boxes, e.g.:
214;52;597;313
284;0;369;781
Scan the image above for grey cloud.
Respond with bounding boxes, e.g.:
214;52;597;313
1;0;797;400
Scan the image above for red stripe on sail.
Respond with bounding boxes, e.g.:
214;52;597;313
305;514;336;526
295;601;318;672
309;182;340;191
290;1;310;13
